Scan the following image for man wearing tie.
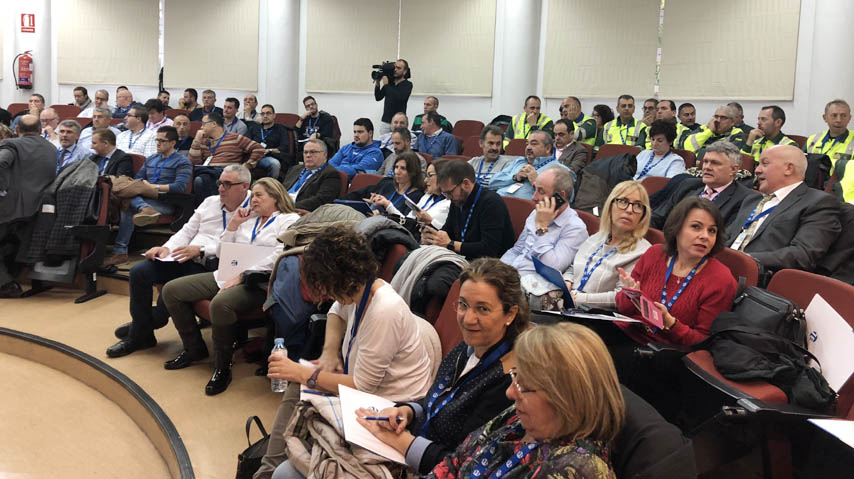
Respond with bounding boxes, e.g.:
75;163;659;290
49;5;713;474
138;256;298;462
281;139;341;212
55;120;89;173
89;129;133;177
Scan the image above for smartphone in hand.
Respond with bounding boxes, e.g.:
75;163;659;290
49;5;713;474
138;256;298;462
552;192;566;209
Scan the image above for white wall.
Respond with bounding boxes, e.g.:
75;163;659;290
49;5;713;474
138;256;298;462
1;0;850;139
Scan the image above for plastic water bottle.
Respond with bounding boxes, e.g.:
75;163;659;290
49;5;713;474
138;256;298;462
270;338;288;392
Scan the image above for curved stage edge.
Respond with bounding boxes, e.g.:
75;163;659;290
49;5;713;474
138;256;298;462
0;327;194;479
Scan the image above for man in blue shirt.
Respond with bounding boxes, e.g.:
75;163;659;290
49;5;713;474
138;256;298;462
55;120;89;173
329;117;384;179
414;111;458;158
489;130;571;199
104;126;192;265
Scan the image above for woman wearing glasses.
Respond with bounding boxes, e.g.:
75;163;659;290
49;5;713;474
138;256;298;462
342;151;425;216
563;181;652;310
356;258;530;476
382;159;451;229
429;322;625;479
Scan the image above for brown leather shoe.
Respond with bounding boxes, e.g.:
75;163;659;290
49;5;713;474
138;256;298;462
133;207;162;227
103;253;129;266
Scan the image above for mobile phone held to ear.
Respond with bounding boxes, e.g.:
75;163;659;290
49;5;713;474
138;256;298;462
552;192;566;209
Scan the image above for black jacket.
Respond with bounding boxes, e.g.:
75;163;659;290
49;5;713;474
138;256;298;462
296;111;335;142
652;178;756;229
89;148;134;177
374;79;412;123
281;163;341;212
442;183;515;259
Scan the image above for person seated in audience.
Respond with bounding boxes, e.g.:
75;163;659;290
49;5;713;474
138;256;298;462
78;89;109;119
640;100;688;149
294;95;335;152
88;129;133;177
55;120;88;173
383;159;451;229
742;105;798;162
0;115;56;298
560;96;597;147
564;181;652;310
189;89;223;122
112;88;142;119
412;96;453;133
116;105;157;157
39;108;60;146
491;130;571;199
678;102;700;132
11;94;46;130
106;165;252;358
377;126;427;176
603;94;647;146
0;124;13;139
247;104;290;174
281;139;341;212
145;98;173;130
501;166;587;310
726;144;841;272
428;322;625;479
78;107;121;152
652;141;754;229
633;120;685;180
104;126;192;266
329;117;383;180
414;111;458;158
356;258;528;476
683;105;747;156
188;112;267;203
468;125;515;188
73;86;93;115
377;112;416;151
238;93;260;123
804;99;852;172
504;95;553;147
728;101;753;134
179;88;201;115
222;97;248;136
162;178;298;395
553;118;589;175
158;90;170;108
344;151;425;217
422;160;515;259
591;104;614;148
173;114;193;154
261;225;436;478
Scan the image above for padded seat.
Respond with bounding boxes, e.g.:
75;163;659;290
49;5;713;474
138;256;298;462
683;350;788;404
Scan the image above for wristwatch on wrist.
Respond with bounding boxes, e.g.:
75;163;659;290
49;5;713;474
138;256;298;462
306;368;321;389
446;242;455;252
535;226;548;236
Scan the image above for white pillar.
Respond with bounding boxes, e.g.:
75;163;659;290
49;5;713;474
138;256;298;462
805;0;854;133
492;0;541;118
259;0;300;111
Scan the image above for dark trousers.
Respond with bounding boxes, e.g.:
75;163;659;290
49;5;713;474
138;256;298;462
192;166;224;207
128;258;207;340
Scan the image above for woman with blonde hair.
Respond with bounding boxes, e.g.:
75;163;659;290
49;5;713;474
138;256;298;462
564;180;652;309
430;322;625;478
161;177;299;395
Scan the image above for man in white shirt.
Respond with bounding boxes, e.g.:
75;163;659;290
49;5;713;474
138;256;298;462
222;97;248;136
39;108;60;146
115;105;157;157
238;93;260;123
468;125;514;188
79;89;111;118
377;112;415;151
107;164;252;358
78;107;121;152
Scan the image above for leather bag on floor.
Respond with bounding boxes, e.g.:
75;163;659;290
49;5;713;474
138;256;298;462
236;415;270;479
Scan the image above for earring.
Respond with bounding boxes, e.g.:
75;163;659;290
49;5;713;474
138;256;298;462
505;322;512;326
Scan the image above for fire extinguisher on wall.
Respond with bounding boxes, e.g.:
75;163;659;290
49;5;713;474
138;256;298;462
13;51;34;90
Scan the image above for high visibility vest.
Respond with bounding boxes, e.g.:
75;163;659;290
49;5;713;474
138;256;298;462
603;118;646;146
572;114;597;146
510;113;553;139
805;130;854;173
684;126;746;153
743;133;797;163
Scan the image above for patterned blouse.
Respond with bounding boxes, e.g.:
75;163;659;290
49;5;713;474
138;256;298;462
429;405;615;479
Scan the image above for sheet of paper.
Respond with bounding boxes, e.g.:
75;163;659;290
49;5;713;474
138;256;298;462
809;419;854;450
152;254;176;262
338;385;406;464
804;294;854;391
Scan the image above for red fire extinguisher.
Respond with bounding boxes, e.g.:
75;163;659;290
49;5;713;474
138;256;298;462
14;51;34;90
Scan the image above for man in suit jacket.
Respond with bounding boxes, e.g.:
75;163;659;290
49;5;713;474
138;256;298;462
282;139;341;212
726;144;840;273
652;141;755;229
0;115;57;297
553;118;589;175
89;128;134;177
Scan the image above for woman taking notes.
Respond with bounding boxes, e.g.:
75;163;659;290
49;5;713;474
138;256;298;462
382;159;451;229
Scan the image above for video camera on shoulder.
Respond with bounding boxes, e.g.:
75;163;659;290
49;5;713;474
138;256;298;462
371;61;396;81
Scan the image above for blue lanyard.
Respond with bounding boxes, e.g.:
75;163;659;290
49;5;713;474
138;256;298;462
387;186;414;208
420;341;510;436
344;281;374;375
535;156;557;171
209;132;227;156
618;118;634;145
460;184;483;240
422;134;439;154
476;159;497;184
660;255;706;311
260;126;271;143
289;168;318;193
421;194;443;211
128;127;146;150
176;137;192;150
227;118;238;132
250;214;277;244
576;242;617;292
470;427;541;479
221;196;251;230
150;152;176;183
306;116;319;135
742;203;777;230
819;131;843;153
637;150;671;179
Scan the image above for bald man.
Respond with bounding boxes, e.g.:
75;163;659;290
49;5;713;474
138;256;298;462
727;144;840;273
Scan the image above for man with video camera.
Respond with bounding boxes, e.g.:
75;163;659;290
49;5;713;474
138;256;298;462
373;59;412;134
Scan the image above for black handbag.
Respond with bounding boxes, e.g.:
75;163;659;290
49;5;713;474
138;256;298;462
730;285;806;346
235;416;270;479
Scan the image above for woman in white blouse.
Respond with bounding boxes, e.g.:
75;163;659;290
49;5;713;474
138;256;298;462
563;180;652;310
161;178;299;396
381;159;451;229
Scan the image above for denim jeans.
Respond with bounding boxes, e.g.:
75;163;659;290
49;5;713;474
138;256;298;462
128;258;207;340
258;156;281;179
113;196;175;254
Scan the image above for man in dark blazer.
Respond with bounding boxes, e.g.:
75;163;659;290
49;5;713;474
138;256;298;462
281;138;341;212
726;144;840;273
652;141;755;229
89;128;134;177
0;115;57;297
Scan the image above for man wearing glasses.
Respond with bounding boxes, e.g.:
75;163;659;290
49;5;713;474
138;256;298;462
106;164;252;358
683;105;747;158
104;126;192;266
281;139;341;211
115;105;157;157
247;104;289;175
39;108;61;146
421;160;515;259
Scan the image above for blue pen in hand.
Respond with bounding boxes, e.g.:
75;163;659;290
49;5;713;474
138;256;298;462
363;416;404;422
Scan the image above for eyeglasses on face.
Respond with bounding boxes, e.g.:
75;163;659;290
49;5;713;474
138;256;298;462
303;150;323;156
508;368;538;394
441;182;461;198
216;180;246;189
613;197;646;214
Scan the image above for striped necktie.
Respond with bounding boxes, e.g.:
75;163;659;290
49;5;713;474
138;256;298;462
739;194;775;250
